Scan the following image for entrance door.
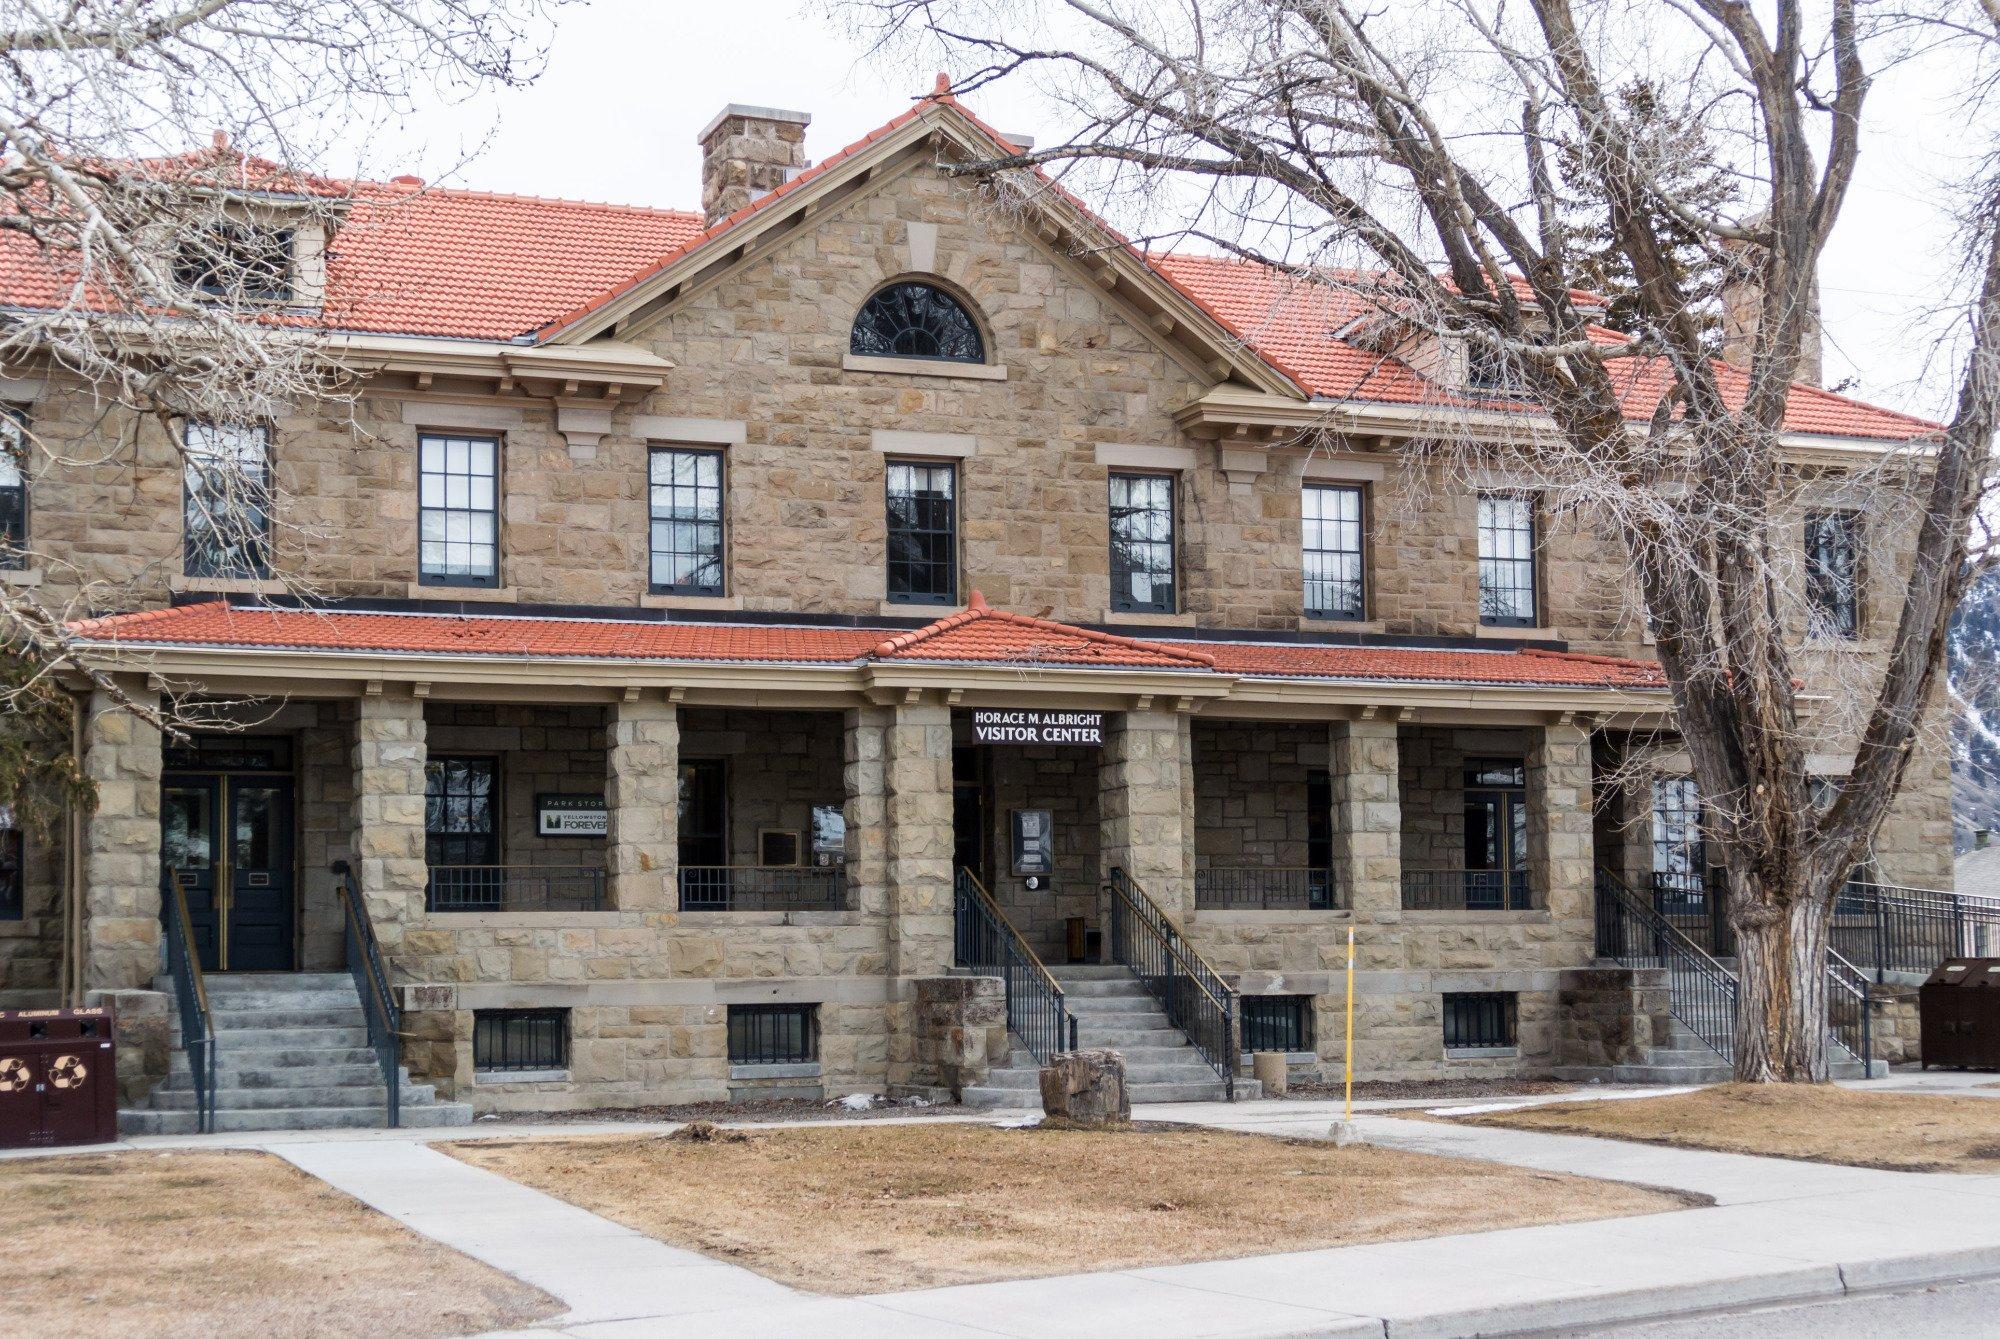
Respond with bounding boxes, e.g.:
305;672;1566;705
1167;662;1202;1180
160;775;295;971
952;746;990;885
1463;759;1529;909
678;759;728;906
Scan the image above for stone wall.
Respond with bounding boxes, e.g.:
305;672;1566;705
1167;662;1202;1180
1399;725;1536;874
425;703;609;871
969;738;1102;960
909;974;1008;1100
1191;720;1322;871
1555;966;1675;1070
679;708;846;865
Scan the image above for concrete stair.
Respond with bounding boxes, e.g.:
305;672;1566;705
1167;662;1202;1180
119;972;473;1135
1553;1016;1881;1085
963;964;1260;1107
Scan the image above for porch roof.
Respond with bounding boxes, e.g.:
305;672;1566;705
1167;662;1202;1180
68;597;1669;692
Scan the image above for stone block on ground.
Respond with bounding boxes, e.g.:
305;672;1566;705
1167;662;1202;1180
1039;1048;1129;1125
1251;1050;1289;1096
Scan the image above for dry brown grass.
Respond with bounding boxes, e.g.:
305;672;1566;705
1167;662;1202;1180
448;1122;1693;1295
0;1150;560;1339
1453;1084;2000;1172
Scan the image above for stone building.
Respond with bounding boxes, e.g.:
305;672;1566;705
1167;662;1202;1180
0;89;1958;1127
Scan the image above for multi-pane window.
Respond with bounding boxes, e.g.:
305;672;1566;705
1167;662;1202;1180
173;224;295;303
885;460;957;604
1805;511;1861;638
648;446;724;594
0;410;24;569
1651;776;1706;907
850;282;984;363
1240;995;1313;1053
473;1009;568;1073
0;807;20;921
418;433;499;586
1443;991;1518;1049
1109;472;1177;613
1302;483;1366;620
424;757;498;868
182;422;271;579
728;1003;819;1065
1476;492;1538;626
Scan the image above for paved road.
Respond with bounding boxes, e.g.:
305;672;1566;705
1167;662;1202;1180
1585;1275;2000;1336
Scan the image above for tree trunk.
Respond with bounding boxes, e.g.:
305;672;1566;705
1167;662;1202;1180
1730;890;1831;1082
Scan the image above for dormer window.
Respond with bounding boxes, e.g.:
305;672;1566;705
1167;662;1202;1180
1465;342;1522;396
173;224;295;304
850;282;984;363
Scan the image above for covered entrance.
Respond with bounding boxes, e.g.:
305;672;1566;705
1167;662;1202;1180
159;736;297;972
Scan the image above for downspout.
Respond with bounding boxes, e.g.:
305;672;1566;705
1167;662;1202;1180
62;690;84;1007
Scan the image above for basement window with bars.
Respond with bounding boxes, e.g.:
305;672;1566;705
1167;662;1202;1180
1240;995;1313;1054
1442;992;1517;1050
728;1003;819;1066
473;1008;568;1074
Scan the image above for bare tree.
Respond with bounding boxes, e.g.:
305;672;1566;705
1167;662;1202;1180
0;0;569;827
839;0;2000;1079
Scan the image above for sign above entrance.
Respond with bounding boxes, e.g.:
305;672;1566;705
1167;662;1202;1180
971;709;1104;747
537;794;607;837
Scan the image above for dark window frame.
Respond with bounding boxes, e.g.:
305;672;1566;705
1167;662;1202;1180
1109;470;1178;614
418;432;501;588
1443;991;1518;1049
1651;776;1704;879
884;458;959;606
849;280;986;364
1804;510;1863;639
1476;491;1539;627
0;407;26;570
727;1002;820;1065
1302;482;1368;620
0;810;21;921
182;421;272;580
424;755;501;868
648;445;726;596
1240;995;1313;1053
472;1008;569;1073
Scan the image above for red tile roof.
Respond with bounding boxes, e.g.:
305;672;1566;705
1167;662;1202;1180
1152;253;1938;442
873;591;1215;670
70;598;1666;692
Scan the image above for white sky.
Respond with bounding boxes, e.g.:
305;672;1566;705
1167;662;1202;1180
352;0;1976;422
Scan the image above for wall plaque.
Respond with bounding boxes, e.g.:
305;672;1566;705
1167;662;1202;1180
536;793;607;837
971;709;1104;746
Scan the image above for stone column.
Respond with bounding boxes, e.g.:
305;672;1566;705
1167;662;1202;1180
885;699;954;979
1100;708;1193;920
81;685;163;993
605;696;679;912
843;706;891;922
1529;719;1594;925
349;690;428;950
1331;716;1402;924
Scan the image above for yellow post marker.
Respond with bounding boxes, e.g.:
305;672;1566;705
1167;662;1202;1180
1343;924;1356;1123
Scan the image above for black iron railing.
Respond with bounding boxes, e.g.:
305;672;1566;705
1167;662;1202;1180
332;860;401;1128
1596;867;1738;1062
1402;868;1539;911
1650;869;1735;956
1825;946;1875;1073
426;864;605;912
678;865;849;912
1194;866;1340;911
1107;867;1237;1096
954;868;1076;1064
1833;881;2000;980
161;870;216;1134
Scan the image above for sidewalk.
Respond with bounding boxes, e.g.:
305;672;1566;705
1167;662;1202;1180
27;1091;2000;1337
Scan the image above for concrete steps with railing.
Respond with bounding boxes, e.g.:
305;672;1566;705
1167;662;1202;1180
962;964;1259;1108
118;972;473;1135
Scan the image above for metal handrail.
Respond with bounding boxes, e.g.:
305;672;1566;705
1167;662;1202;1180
1402;868;1540;911
953;868;1077;1064
161;870;216;1134
1194;866;1341;910
426;864;606;912
1595;867;1738;1062
1106;867;1237;1097
1825;946;1875;1073
1834;881;2000;980
678;864;849;912
331;860;401;1128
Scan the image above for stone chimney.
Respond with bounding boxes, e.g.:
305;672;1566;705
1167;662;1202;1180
1719;222;1822;386
1979;828;1992;851
698;104;811;226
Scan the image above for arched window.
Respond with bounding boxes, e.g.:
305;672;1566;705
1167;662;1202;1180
850;281;985;363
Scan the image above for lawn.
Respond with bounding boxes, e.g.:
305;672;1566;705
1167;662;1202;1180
0;1150;559;1339
448;1121;1694;1294
1452;1084;2000;1172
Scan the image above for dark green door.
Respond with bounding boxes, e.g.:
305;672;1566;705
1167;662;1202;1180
224;779;295;971
162;777;223;971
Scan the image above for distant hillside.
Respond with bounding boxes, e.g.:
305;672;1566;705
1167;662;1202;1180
1953;569;2000;851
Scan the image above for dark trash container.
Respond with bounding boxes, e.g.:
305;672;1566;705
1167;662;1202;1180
0;1006;119;1147
1919;958;2000;1070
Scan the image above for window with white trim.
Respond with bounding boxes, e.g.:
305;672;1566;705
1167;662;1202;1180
1476;492;1538;626
1303;483;1366;620
418;433;499;587
1109;471;1176;613
648;446;725;595
0;410;24;569
183;422;271;579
